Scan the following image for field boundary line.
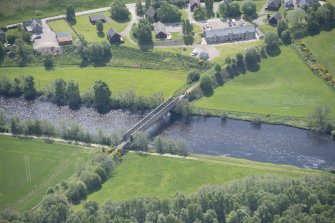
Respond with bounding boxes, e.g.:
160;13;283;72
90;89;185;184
27;156;32;182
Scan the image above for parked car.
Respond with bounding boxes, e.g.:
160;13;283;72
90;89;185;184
191;50;198;56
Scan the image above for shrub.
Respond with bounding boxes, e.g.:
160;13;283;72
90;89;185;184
281;30;291;44
111;0;130;21
80;171;102;192
187;70;200;84
200;75;214;96
66;181;88;204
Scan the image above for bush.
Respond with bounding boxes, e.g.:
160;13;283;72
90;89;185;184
200;75;214;96
264;31;279;49
111;0;130;21
244;47;260;66
66;181;88;204
157;2;181;23
80;171;102;192
95;166;108;183
131;131;149;151
194;7;206;21
281;30;291;44
187;70;200;84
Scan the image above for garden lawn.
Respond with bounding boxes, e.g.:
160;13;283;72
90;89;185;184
82;152;320;205
72;11;129;42
48;19;77;40
213;40;263;65
0;135;91;212
0;67;187;97
303;29;335;77
195;46;335;118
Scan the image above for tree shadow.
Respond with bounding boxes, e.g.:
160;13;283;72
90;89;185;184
44;65;54;71
246;62;260;72
140;42;154;51
266;45;281;57
68;18;77;26
97;32;105;38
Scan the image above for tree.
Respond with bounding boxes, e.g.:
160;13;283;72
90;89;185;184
44;54;54;70
281;30;291;44
145;0;151;9
136;0;144;15
215;64;222;74
194;6;206;21
157;2;182;23
66;181;88;204
86;42;112;66
67;80;81;110
187;70;200;84
277;20;288;37
9;77;23;96
39;194;69;223
131;131;149;151
287;9;306;28
242;1;257;19
306;11;319;34
227;2;241;17
53;79;67;106
182;19;194;45
205;0;214;18
244;47;260;66
174;99;193;118
96;21;104;33
16;38;31;67
200;75;213;96
308;106;332;132
264;31;279;48
219;3;228;18
0;43;4;66
7;34;16;45
133;19;152;45
23;75;36;100
317;3;335;24
80;171;102;192
93;80;111;113
111;0;130;21
66;5;76;21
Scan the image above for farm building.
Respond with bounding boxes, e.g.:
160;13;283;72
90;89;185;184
145;7;158;21
154;22;167;39
56;32;73;46
269;12;282;26
298;0;319;7
190;0;201;12
89;14;107;24
23;19;43;35
0;30;5;43
107;28;122;43
265;0;281;10
284;0;294;10
204;25;256;44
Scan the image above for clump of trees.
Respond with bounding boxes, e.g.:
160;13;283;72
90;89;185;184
219;1;241;18
182;19;194;45
264;31;279;49
131;131;149;151
241;0;257;19
187;69;200;84
93;80;111;113
194;6;206;21
77;38;112;66
136;0;144;15
205;0;214;18
308;106;333;133
153;136;188;156
111;0;130;21
132;19;153;45
200;75;214;96
66;5;76;22
157;2;181;23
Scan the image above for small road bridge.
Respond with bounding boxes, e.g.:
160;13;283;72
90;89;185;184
117;94;185;149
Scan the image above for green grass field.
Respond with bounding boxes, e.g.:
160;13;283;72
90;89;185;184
81;152;321;205
0;66;187;97
0;135;91;212
71;11;129;43
303;28;335;77
196;46;335;118
213;40;263;65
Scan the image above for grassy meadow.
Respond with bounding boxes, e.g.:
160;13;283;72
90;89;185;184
81;152;321;206
0;66;187;97
195;46;335;118
303;28;335;77
0;135;91;212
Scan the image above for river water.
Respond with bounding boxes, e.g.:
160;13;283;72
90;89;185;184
1;96;335;170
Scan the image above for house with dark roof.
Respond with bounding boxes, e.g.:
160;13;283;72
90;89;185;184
56;32;73;46
298;0;318;7
284;0;294;10
23;19;43;35
199;51;209;60
265;0;281;10
269;12;282;26
204;25;256;44
190;0;201;12
0;30;5;43
107;28;122;44
154;22;167;39
145;7;158;21
89;14;107;24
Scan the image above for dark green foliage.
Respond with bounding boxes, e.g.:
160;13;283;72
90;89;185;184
242;1;256;19
44;55;54;70
145;0;151;9
23;75;36;100
153;136;188;156
174;99;194;118
53;78;67;106
96;21;104;33
66;5;76;21
7;34;16;45
38;194;69;223
182;19;194;45
136;0;144;15
23;120;43;136
10;116;23;134
67;80;81;110
277;20;288;37
85;42;112;66
205;0;214;18
200;75;214;96
93;80;111;113
111;0;130;21
244;47;260;67
307;11;320;34
308;106;332;133
66;181;88;204
220;2;240;18
131;131;149;151
194;7;206;21
80;171;102;192
132;19;153;45
264;31;279;48
95;166;108;182
187;69;200;84
62;123;92;143
16;38;31;67
281;30;291;44
157;2;181;22
0;43;4;66
0;76;11;95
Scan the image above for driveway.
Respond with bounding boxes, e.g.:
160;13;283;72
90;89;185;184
33;18;61;54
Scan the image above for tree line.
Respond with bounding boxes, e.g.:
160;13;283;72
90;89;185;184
2;174;334;222
0;76;165;113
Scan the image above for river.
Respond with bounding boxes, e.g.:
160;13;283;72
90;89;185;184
1;96;335;170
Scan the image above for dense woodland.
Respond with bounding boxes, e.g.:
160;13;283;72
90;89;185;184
1;175;334;223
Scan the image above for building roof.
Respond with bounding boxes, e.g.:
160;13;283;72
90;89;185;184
284;0;293;4
107;28;120;38
56;31;71;38
23;19;42;33
89;14;106;22
154;22;167;35
57;36;73;43
199;51;209;60
266;0;281;8
190;0;201;6
145;7;156;18
299;0;318;6
269;12;282;21
205;25;256;38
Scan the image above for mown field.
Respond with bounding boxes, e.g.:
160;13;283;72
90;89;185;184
213;40;263;65
195;46;335;118
82;152;321;206
303;28;335;77
0;135;91;212
0;66;187;97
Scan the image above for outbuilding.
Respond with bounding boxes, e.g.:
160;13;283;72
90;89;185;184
269;12;282;26
56;32;73;46
190;0;201;12
23;19;43;35
107;28;122;43
265;0;281;10
154;22;168;39
145;7;158;21
89;14;107;24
